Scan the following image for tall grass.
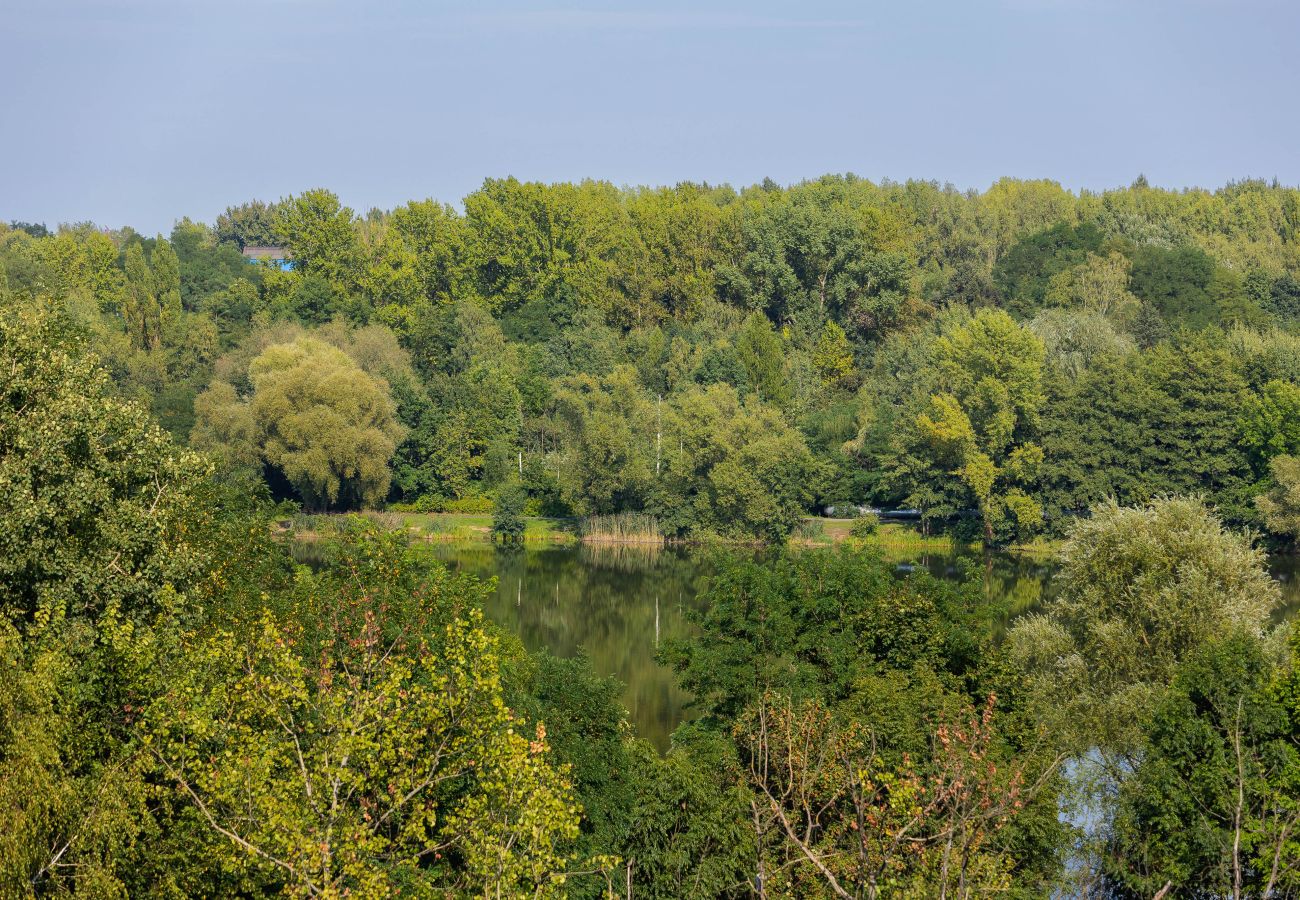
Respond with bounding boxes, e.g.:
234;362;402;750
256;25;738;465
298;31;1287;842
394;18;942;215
580;512;664;545
361;510;405;531
792;518;825;540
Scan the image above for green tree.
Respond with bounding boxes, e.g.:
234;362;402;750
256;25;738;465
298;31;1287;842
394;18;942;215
194;337;405;509
492;480;527;542
1010;497;1280;753
0;300;209;631
1043;250;1140;323
274;189;363;288
1028;308;1134;381
811;319;854;384
0;300;211;896
151;236;182;326
1239;380;1300;473
735;311;789;406
657;384;815;541
149;606;580;897
123;242;161;349
1257;454;1300;542
552;366;655;515
992;221;1104;317
908;309;1046;543
1129;244;1220;329
216;199;280;249
1105;633;1300;898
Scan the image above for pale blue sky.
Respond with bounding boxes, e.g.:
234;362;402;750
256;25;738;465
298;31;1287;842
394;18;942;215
3;0;1297;233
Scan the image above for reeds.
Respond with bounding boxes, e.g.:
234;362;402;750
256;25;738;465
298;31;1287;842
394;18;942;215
580;512;664;544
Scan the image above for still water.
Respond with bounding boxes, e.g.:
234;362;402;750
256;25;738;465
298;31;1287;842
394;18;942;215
422;543;1070;749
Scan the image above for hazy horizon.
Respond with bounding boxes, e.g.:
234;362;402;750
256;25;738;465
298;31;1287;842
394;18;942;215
5;0;1298;234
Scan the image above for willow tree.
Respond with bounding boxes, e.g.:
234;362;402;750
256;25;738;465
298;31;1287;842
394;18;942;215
1009;497;1280;753
195;336;404;509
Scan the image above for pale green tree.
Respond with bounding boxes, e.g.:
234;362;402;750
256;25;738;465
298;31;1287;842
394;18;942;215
1256;454;1300;541
194;337;404;510
1009;497;1280;753
1028;308;1135;380
811;319;854;384
1044;250;1140;323
151;236;182;327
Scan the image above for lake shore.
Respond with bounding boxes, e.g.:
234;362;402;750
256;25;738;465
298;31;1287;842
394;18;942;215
287;511;1061;557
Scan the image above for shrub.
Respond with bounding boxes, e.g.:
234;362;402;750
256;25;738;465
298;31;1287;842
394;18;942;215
491;483;526;543
443;496;494;514
850;513;880;538
827;502;862;519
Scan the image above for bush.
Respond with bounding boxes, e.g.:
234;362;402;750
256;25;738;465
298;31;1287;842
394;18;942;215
850;513;880;538
390;495;495;514
443;496;494;514
491;483;527;543
827;502;861;519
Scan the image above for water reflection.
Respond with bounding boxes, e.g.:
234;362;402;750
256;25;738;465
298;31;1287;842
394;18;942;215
420;543;1061;749
294;538;1300;751
421;543;715;750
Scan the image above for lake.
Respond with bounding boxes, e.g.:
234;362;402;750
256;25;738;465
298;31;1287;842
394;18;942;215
292;536;1300;749
421;542;1071;749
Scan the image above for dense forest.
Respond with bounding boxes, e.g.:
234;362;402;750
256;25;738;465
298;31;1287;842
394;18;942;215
8;175;1300;896
8;174;1300;543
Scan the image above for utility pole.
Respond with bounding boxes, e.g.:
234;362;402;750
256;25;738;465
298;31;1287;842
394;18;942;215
655;394;662;476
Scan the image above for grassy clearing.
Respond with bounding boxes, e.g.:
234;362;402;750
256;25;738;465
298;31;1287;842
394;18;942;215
789;517;1064;559
387;512;578;544
789;518;978;556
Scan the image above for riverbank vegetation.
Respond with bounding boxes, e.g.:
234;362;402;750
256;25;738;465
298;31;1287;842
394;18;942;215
5;305;1298;893
9;173;1300;894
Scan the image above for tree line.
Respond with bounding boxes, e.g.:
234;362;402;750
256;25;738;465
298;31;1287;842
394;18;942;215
6;174;1300;543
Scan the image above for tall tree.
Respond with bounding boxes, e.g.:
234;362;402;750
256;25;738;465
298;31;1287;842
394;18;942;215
906;309;1046;543
1010;497;1280;753
123;242;161;349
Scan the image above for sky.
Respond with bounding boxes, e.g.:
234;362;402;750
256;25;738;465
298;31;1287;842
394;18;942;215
2;0;1298;234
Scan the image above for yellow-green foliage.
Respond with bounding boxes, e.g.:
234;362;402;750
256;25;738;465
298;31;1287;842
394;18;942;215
1010;497;1281;752
149;607;580;898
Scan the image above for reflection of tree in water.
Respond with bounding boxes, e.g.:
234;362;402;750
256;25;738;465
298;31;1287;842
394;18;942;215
1268;554;1300;625
423;544;715;749
419;543;1300;751
908;551;1058;637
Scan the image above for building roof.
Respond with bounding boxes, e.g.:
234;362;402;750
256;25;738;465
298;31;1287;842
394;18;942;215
241;245;292;259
